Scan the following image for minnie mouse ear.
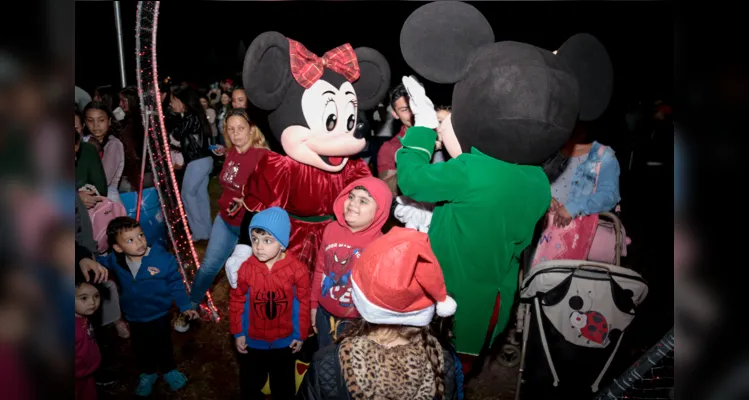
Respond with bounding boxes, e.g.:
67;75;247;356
556;33;613;121
243;31;293;111
400;2;494;84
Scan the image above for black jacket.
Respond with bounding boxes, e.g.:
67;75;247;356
297;343;460;400
172;112;211;164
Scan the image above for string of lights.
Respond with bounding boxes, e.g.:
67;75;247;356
135;1;219;321
595;327;674;400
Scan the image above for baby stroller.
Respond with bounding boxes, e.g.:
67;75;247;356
512;212;648;400
496;211;629;369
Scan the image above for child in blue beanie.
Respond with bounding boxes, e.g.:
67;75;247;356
228;207;311;398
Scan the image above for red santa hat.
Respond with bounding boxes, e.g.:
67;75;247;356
351;227;457;326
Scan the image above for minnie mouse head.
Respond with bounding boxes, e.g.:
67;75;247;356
242;31;390;172
400;2;613;165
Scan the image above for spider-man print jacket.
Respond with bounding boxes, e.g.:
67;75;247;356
229;253;311;349
310;177;392;319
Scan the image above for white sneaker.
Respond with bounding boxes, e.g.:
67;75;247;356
173;313;190;333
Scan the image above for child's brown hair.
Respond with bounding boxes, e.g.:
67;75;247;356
106;216;141;249
351;185;372;197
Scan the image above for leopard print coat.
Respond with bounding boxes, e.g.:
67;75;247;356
298;335;459;400
339;336;441;399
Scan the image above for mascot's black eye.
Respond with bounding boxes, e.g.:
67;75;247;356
344;101;357;132
347;114;356;131
326;114;337;131
323;99;338;132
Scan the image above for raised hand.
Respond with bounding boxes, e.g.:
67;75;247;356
402;76;439;129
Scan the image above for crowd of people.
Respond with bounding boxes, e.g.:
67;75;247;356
72;2;671;399
74;81;631;400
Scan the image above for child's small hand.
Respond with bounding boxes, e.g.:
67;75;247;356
310;309;318;333
554;205;573;227
289;339;304;354
550;198;560;213
183;310;200;320
235;336;248;354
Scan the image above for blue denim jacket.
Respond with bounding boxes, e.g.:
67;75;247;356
564;141;621;217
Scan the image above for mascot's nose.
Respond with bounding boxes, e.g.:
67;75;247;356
354;111;370;140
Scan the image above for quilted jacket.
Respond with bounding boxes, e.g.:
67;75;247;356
297;343;462;400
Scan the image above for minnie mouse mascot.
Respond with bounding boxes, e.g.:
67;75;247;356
224;31;390;286
394;1;613;369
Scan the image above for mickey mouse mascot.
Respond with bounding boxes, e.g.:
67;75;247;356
394;2;613;371
224;32;390;284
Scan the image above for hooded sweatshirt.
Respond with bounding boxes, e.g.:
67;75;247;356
311;177;393;318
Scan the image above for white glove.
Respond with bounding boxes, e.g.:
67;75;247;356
402;76;439;129
394;196;434;233
225;244;252;289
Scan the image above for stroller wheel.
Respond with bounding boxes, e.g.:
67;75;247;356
495;344;521;368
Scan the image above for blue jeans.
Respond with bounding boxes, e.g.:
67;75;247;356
190;215;240;307
316;306;353;348
181;156;213;240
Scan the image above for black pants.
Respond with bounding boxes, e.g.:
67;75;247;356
92;323;117;381
129;314;176;374
239;347;296;399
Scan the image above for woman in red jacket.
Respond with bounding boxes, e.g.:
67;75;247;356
185;109;270;317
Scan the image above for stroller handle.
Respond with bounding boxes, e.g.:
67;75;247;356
573;263;613;275
598;211;622;266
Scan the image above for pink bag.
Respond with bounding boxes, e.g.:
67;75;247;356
88;197;127;253
532;145;629;266
532;212;599;266
588;216;630;264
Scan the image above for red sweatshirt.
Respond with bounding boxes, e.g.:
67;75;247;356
311;177;393;318
217;147;267;226
229;254;311;348
75;316;101;400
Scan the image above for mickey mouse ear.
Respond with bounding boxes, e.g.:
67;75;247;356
353;47;391;110
400;2;494;84
556;33;613;121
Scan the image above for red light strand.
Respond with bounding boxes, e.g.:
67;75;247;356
135;1;219;321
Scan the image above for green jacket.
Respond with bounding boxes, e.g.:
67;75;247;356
75;141;108;196
396;127;549;355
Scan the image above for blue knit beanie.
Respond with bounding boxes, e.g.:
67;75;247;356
249;207;291;249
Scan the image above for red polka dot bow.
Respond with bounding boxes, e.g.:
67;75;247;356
288;38;360;89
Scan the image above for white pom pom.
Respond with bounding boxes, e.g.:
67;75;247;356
436;296;457;317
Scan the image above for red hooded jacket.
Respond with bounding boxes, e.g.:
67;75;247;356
228;254;311;348
311;177;393;318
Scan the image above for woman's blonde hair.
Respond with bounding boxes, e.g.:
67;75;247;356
222;108;269;150
338;319;448;399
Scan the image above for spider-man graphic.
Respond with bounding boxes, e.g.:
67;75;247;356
321;247;361;307
228;255;311;345
253;289;289;320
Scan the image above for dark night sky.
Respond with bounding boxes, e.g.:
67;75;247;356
75;1;671;111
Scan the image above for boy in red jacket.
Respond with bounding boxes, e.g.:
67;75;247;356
310;177;393;347
229;207;310;399
75;268;102;400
